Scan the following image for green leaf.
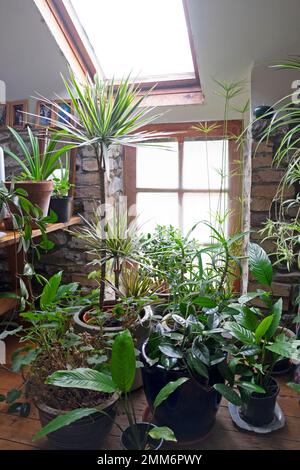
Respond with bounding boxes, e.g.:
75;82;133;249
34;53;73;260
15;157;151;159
149;426;177;442
40;271;63;309
159;345;183;359
266;338;300;361
153;377;188;408
213;383;242;406
32;408;99;441
193;296;216;308
255;315;274;343
240;308;259;332
266;298;282;340
11;347;39;372
248;243;273;286
287;382;300;394
192;338;210;366
0;326;23;341
111;329;136;393
7;402;22;414
224;322;255;345
46;368;117;393
238;292;261;304
186;351;209;379
20;402;31;417
238;382;266;394
6;389;21;403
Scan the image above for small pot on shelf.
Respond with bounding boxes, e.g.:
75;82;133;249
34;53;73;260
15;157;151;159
240;377;279;427
49;196;73;223
5;180;53;218
120;422;163;450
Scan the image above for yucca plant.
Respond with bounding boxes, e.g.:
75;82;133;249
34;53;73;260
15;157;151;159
37;71;162;306
4;127;74;181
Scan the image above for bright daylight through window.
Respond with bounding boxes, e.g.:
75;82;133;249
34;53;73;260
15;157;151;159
66;0;195;80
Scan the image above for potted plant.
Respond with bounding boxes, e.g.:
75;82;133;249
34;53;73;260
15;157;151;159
49;155;73;222
33;330;186;450
214;243;300;427
8;270;119;449
141;224;244;442
4;126;74;220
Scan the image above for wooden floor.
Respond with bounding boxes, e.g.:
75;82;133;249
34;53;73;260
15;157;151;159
0;336;299;450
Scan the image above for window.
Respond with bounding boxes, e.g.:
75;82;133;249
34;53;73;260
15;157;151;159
124;121;243;242
66;0;196;82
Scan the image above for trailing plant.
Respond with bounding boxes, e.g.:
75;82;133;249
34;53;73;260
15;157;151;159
4;127;74;181
33;330;187;449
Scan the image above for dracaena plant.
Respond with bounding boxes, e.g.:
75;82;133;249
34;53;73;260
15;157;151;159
32;330;187;449
213;242;300;406
4;127;74;181
36;71;163;308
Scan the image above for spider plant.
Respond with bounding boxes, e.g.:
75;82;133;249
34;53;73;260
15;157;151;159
4;127;74;181
37;71;163;306
248;58;300;268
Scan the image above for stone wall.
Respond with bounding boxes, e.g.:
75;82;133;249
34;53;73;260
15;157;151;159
249;133;299;316
0;128;124;291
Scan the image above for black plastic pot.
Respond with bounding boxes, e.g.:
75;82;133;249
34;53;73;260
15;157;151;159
35;394;118;449
241;378;279;427
49;196;73;223
120;422;163;450
141;341;225;442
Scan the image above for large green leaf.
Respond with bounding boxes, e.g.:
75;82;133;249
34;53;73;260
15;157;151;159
32;408;98;441
248;243;273;287
192;296;216;308
158;345;183;359
149;426;177;442
224;322;256;345
46;368;117;393
153;377;188;409
238;292;262;304
111;330;136;393
186;351;208;379
40;271;63;309
192;338;210;366
266;338;300;361
213;384;242;406
266;298;282;340
238;382;266;394
255;315;274;343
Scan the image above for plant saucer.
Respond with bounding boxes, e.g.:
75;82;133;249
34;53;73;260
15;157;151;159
228;402;285;434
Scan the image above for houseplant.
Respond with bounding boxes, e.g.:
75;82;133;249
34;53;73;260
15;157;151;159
140;223;244;442
38;72;162;312
33;329;187;450
4;126;74;219
8;270;118;449
49;155;73;222
214;243;300;427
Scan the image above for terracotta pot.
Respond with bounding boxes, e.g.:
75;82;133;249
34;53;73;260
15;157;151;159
5;180;53;224
73;303;153;391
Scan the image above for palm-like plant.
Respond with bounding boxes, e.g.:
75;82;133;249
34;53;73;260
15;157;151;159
38;71;162;306
4;127;74;181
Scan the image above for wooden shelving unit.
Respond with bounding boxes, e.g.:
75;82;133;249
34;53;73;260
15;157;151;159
0;215;81;316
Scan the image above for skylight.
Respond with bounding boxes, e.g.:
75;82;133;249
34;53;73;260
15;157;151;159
67;0;195;81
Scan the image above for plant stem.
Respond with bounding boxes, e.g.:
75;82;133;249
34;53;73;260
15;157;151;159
95;142;106;310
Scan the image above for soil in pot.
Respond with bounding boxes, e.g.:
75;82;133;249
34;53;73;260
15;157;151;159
240;377;279;427
74;303;152;391
49;196;73;223
5;181;53;218
36;394;118;450
141;341;224;442
121;422;163;450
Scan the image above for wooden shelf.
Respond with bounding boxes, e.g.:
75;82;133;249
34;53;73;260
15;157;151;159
0;215;81;248
0;215;82;316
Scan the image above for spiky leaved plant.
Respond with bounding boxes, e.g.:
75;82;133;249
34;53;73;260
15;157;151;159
37;71;162;308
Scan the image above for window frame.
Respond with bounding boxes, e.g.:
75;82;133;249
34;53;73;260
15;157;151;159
124;120;243;237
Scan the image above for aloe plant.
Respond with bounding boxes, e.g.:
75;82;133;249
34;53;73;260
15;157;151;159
4;127;74;181
33;330;187;449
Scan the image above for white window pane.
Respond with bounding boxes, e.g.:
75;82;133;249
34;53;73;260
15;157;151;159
137;192;178;233
136;142;178;189
183;140;228;189
69;0;194;79
183;193;228;243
